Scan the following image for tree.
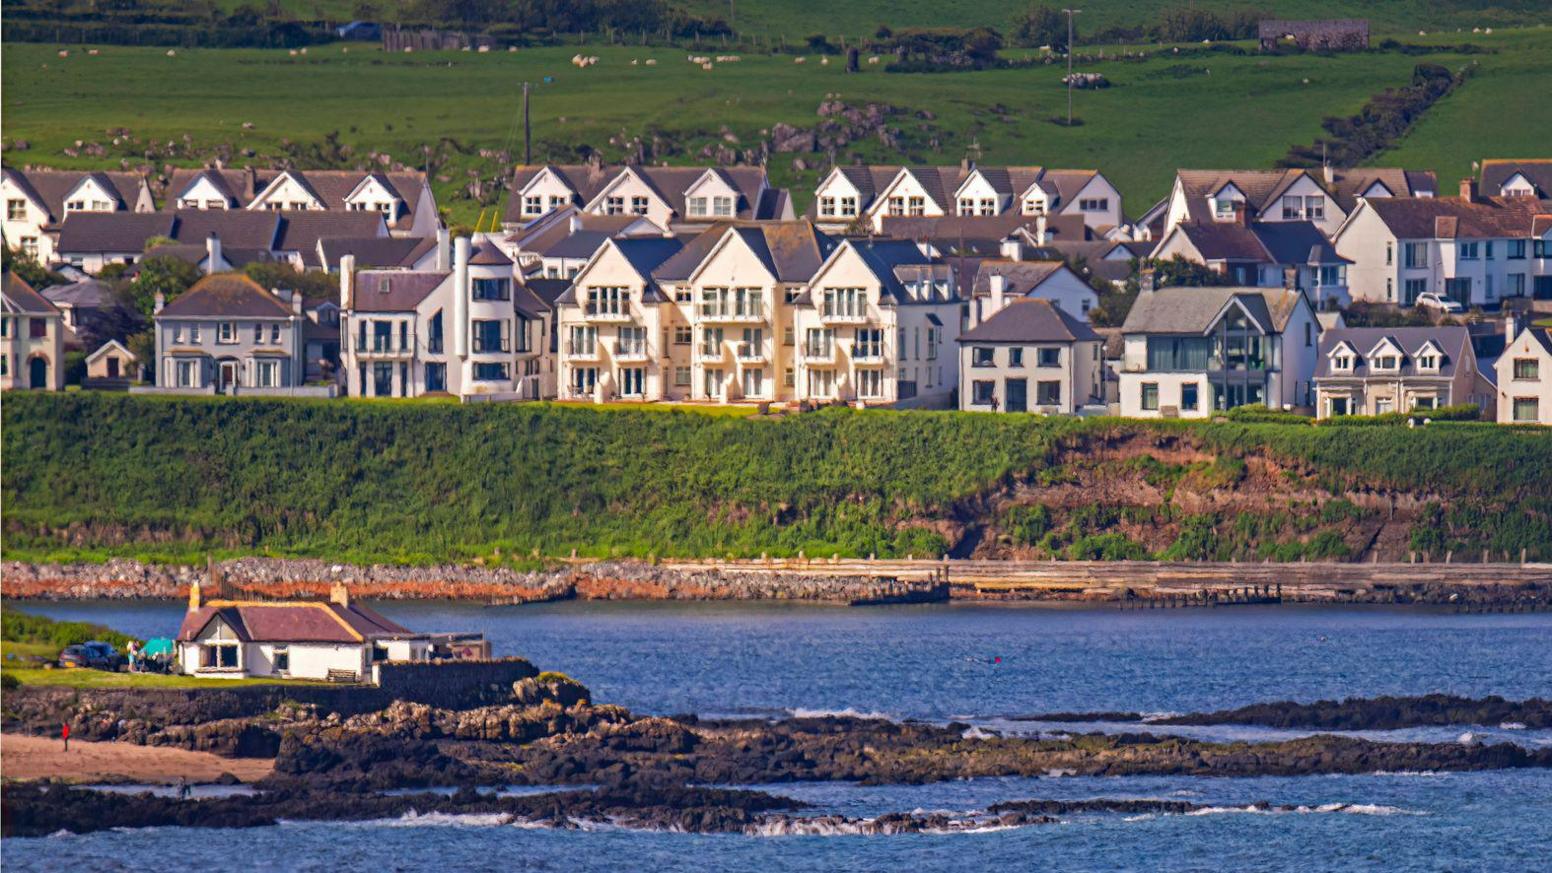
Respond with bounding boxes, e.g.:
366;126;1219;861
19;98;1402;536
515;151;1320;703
124;329;157;383
1;246;65;289
122;256;200;317
243;261;337;302
1011;5;1066;49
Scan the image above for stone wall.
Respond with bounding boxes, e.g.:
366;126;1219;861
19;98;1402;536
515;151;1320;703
1258;19;1369;52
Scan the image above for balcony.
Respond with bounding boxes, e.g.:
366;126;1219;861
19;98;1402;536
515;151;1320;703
736;342;766;363
583;305;634;323
354;336;414;359
565;340;601;360
699;345;726;361
615;341;650;361
819;309;868;325
802;344;835;363
852;350;885;366
698;309;766;324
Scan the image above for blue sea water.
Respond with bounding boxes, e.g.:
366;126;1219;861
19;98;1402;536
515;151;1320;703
6;601;1552;871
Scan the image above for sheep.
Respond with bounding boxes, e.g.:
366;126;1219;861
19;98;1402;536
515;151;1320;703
478;45;489;53
88;49;99;56
867;55;880;64
794;56;805;64
644;58;657;65
166;49;177;57
820;56;829;65
702;61;714;71
57;50;68;58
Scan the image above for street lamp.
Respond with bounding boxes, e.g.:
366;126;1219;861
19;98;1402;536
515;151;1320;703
1063;8;1082;125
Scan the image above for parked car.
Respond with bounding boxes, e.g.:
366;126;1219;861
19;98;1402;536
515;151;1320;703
1416;292;1464;313
58;641;125;671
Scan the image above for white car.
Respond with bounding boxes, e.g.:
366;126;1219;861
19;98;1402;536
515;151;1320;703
1415;292;1464;313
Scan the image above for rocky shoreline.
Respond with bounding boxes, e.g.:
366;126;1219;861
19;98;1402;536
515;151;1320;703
1020;694;1552;731
6;675;1552;838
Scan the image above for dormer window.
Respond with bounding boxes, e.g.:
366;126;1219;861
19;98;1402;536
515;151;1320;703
979;197;996;216
713;196;734;217
888;196;905;216
689;196;709;217
630;196;649;216
1375;355;1399;371
1332;354;1353;371
839;196;857;216
548;195;567;210
817;196;835;218
605;196;625;215
908;196;926;216
1214;198;1238;220
957;197;975;217
1417;354;1438;370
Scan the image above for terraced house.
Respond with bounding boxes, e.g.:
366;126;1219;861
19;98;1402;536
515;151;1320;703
1313;325;1494;419
809;164;1123;236
1496;320;1552;425
164;167;439;238
1153;167;1437;241
503;163;792;232
338;236;552;400
1334;180;1552;306
2;166;155;263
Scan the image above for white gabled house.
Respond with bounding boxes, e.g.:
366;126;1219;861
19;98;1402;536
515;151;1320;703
3;167;156;263
1496;320;1552;425
164;167;439;238
958;294;1104;415
504;163;792;231
1161;167;1437;241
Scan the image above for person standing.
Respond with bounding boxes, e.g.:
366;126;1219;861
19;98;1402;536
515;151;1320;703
61;721;70;752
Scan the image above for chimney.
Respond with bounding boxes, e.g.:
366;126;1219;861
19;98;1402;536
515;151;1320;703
1459;177;1478;202
1505;313;1520;343
291;289;303;315
1233;202;1248;227
154;292;166;314
1035;214;1048;246
568;212;583;234
960;156;973;172
1139;268;1157;294
1283;265;1299;291
999;237;1022;261
338;254;356;308
205;232;221;275
329;581;350;608
453;236;470;358
435;226;451;271
1322;164;1334;186
187;579;203;611
989;272;1006;314
243;166;257;200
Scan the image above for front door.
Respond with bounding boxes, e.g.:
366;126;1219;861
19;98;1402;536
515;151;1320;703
28;356;47;389
1005;378;1028;413
106;358;121;379
218;360;239;392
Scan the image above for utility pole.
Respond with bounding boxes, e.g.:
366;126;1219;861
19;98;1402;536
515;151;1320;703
522;81;531;165
1063;8;1081;125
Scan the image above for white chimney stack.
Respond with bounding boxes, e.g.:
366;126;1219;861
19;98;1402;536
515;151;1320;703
1036;214;1048;246
338;255;356;308
569;212;583;234
1505;313;1520;343
999;237;1022;261
989;273;1006;314
435;226;451;271
453;236;470;358
205;233;221;275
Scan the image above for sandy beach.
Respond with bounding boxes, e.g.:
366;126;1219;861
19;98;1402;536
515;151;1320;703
1;734;274;784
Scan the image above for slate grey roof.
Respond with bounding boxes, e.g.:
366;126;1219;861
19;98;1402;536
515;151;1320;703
958;297;1100;344
273;211;387;253
469;240;513;266
40;279;119;310
504;164;778;225
56;209;381;257
522;278;571;307
1122;286;1304;335
539;230;612;260
881;212;1092;253
557;237;684;305
158;273;295;318
1252;220;1350;264
164;168;432;232
141;243;273;271
317;236;437;270
1314;326;1472;379
1480;159;1552;199
1174;168;1435;222
2;166;149;224
848;238;933;303
651;222;834;285
350;270;449;312
813;165;1096;216
3;272;61;315
56;212;178;253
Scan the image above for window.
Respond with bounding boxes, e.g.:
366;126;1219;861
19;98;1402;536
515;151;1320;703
29;319;48;339
523;195;543;215
472;320;508;353
1513;358;1540;381
568;325;596;356
1486;241;1496;260
854;328;882;360
687;196;708;216
373;361;393;396
675;288;692;304
1375;355;1398;371
1403;278;1428;304
1507;240;1527;260
175;359;200;388
742;367;765;397
1079;197;1109;212
971;347;995;368
585;286;628;317
783;326;795;347
189;324;201;343
673;325;692;345
737;328;763;360
1141;382;1159;411
217;322;236;344
972;380;996;405
425;362;446;392
1036;380;1061;405
1037;347;1061;367
273;647;289;673
1512;397;1540;422
1181;383;1199;411
1446;277;1471;300
474;362;509;381
1214;198;1238;220
619;367;645;396
617;326;647;357
1507;273;1526;297
957;197;975;217
1145;337;1212;371
570;366;597;395
674;366;691;387
1412;395;1436;410
1332;354;1352;371
631;195;649;215
1008;348;1024;368
806;368;834;398
1417;353;1437;370
427;311;444;354
804;328;834;359
907;196;926;216
1459;241;1480;260
1304;323;1313;348
605;196;625;215
20;237;37;258
784;367;795;387
713;196;734;217
818;196;836;217
1023;198;1045;215
549;195;567;210
1328;396;1349;417
821;287;864;319
473;278;511;301
927;327;940;360
702;327;724;357
704;367;726;397
980;198;996;216
1386;242;1394;266
6;199;25;220
1403;242;1428;269
857;369;883;398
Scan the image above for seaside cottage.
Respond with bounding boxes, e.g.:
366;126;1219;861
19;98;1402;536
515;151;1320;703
176;582;433;682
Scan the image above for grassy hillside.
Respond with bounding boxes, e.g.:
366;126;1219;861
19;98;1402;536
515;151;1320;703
3;393;1548;565
6;31;1541;222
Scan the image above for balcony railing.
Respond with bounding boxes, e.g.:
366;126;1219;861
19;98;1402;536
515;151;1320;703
852;345;884;362
472;337;511;354
736;342;765;362
583;305;633;323
699;309;766;323
820;309;868;324
565;340;600;358
615;341;649;360
802;344;835;362
355;336;413;357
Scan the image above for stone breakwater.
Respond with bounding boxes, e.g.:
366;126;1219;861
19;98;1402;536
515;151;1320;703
4;557;1549;605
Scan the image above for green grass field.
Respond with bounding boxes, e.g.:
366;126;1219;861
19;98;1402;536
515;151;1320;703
6;29;1545;222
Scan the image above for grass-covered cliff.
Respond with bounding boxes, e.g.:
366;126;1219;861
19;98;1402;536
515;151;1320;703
3;393;1549;565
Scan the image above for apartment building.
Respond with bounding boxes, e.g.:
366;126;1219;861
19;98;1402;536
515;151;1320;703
1333;180;1552;307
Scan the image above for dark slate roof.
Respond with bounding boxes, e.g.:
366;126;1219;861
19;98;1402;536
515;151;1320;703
958;297;1100;344
970;260;1071;298
1175;221;1270;262
318;236;436;270
880;212;1092;253
40;278;119;310
2;272;61;315
504;164;776;224
1481;159;1552;199
1175;168;1435;222
158;273;295;318
56;212;178;253
273;211;387;252
512;282;552;319
1122;286;1304;335
847;238;933;303
166;168;432;231
521;278;571;307
176;600;413;643
537;229;612;260
1252;220;1351;264
1365;196;1545;240
142;243;273;271
350;270;448;312
505;208;647;254
170;209;283;250
469;240;513;266
1315;326;1473;379
2;166;148;223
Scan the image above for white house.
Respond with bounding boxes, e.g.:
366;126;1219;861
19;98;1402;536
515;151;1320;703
1161;167;1436;241
1313;325;1493;419
811;164;1123;234
504;164;791;231
164;167;439;239
958;295;1103;414
1496;320;1552;424
176;581;432;682
1150;217;1352;309
148;272;313;395
3;167;155;263
1332;180;1552;307
967;257;1098;326
1480;159;1552;200
1118;275;1321;417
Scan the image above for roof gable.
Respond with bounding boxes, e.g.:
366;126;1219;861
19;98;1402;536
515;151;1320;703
159;273;295;318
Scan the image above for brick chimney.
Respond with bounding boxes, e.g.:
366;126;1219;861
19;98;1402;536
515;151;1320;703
1283;265;1299;291
1459;177;1478;202
1233;201;1249;227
